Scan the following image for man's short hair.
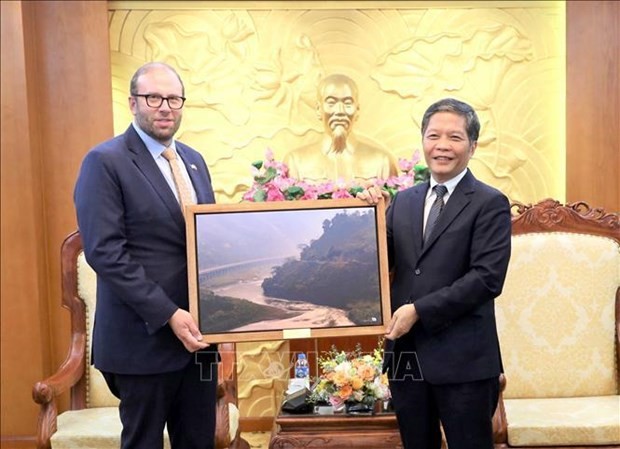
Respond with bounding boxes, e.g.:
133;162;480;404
420;98;480;143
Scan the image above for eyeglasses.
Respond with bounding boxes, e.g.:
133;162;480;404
132;94;186;110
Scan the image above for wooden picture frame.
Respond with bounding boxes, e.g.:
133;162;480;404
185;198;391;343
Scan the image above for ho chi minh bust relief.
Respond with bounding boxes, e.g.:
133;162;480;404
284;74;398;183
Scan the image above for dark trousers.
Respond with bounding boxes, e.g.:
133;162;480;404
102;351;218;449
388;353;499;449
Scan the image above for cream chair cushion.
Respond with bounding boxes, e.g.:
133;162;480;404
504;396;620;446
51;403;240;449
52;408;166;449
496;233;620;446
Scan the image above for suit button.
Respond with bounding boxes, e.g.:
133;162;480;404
414;269;421;275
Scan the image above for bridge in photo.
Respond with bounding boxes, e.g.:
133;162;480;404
199;256;292;281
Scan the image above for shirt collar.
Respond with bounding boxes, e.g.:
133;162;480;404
428;168;468;198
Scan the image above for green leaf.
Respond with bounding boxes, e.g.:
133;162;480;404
285;186;304;200
253;189;267;202
251;160;264;170
384;186;398;198
414;166;430;184
263;167;278;183
255;167;278;185
348;186;365;196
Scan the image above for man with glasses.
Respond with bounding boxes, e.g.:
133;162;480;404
74;62;218;449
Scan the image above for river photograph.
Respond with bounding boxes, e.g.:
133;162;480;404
194;206;383;334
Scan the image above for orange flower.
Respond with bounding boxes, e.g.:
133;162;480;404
337;384;353;399
306;339;392;406
351;376;364;390
356;364;375;381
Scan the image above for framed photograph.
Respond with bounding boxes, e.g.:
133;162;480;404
185;198;391;343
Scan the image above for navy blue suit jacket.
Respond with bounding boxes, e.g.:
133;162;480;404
74;125;216;375
385;169;511;384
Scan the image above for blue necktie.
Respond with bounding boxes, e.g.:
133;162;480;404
424;185;448;244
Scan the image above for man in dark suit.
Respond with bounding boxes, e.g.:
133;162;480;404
360;98;511;449
74;62;218;449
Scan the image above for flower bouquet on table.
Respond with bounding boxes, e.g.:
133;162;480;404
307;340;391;415
242;148;429;202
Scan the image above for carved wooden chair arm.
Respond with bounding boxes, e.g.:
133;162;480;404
218;378;238;404
32;333;86;405
214;390;232;448
32;332;86;449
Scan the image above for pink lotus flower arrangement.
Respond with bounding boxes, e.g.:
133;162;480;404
307;341;391;410
242;149;429;202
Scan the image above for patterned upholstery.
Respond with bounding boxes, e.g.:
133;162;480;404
496;233;618;399
76;253;119;408
494;201;620;448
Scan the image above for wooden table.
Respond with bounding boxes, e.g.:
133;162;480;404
269;407;404;449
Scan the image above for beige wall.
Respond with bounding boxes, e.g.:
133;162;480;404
1;0;618;445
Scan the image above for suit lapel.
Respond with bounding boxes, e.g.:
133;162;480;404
124;127;186;230
422;171;475;251
409;182;428;255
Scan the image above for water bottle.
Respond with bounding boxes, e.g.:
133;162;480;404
294;353;309;381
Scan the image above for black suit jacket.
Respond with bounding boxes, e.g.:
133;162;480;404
385;169;511;384
74;125;216;375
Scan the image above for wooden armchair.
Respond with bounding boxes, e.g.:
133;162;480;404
494;200;620;448
32;230;250;449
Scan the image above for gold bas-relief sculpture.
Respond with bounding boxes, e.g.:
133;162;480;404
284;74;398;183
108;3;565;205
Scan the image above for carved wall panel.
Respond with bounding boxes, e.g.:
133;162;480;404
108;1;565;206
236;340;289;419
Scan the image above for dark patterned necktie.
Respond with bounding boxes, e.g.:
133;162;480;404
424;184;448;244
